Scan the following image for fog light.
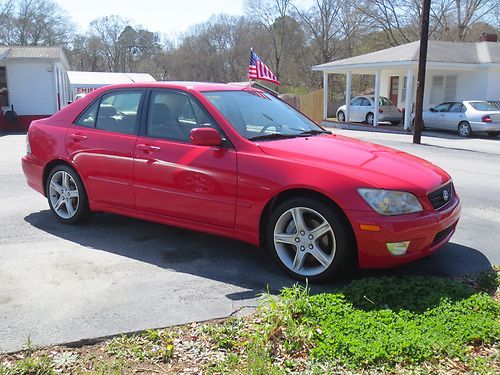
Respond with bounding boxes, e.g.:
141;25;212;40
386;241;410;256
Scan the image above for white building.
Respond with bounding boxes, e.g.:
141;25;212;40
313;36;500;129
68;71;156;100
0;46;70;131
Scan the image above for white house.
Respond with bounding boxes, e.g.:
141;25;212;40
67;71;156;100
312;36;500;129
0;46;70;131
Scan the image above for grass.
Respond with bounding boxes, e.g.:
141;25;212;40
1;269;498;374
207;270;500;373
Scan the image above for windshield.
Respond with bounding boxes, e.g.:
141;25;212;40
469;101;499;111
202;90;324;140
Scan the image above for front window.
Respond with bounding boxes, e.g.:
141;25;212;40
469;101;498;111
203;90;324;140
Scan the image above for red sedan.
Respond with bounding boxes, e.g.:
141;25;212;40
22;82;461;281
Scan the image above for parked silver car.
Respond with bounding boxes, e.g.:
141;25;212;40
336;95;403;126
420;101;500;137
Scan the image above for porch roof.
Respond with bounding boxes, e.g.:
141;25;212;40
313;40;500;73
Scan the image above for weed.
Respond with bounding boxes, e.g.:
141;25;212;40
0;355;55;375
105;330;174;362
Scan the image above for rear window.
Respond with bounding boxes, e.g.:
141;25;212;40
469;101;498;111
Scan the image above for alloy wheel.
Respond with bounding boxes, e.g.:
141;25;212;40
366;113;374;126
273;206;336;277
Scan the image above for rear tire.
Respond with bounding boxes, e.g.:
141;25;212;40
366;112;374;126
487;131;499;137
46;165;92;224
458;121;472;137
267;197;355;282
337;111;345;122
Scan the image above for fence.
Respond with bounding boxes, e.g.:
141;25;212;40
281;89;324;123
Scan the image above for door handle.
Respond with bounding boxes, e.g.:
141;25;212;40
137;144;161;152
70;133;87;142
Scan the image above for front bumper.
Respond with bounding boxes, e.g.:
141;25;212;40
346;194;461;268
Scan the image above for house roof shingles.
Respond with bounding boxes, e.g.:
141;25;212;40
313;40;500;70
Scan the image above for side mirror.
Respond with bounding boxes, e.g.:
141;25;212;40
190;127;222;147
429;107;436;112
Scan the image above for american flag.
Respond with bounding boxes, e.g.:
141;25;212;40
248;48;280;85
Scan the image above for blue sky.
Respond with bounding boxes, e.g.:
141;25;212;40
54;0;247;37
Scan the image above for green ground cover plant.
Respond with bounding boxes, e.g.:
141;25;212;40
1;269;498;374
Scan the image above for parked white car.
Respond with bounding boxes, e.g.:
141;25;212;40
336;96;402;126
419;101;500;137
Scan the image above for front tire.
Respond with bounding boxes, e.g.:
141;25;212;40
337;111;345;122
46;165;91;224
458;121;472;137
267;197;354;281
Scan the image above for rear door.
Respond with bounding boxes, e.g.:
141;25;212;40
66;89;144;208
133;89;238;228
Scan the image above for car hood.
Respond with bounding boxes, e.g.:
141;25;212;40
257;134;450;195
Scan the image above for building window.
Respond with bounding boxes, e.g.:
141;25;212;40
0;67;8;107
430;75;457;104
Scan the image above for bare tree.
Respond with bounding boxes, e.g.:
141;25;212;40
0;0;14;42
293;0;342;64
245;0;301;83
89;15;129;72
451;0;499;40
3;0;73;46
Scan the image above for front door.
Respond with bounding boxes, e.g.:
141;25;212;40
66;89;144;208
425;102;451;129
133;90;237;228
445;102;466;130
390;76;399;106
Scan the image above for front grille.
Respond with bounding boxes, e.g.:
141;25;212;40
432;224;455;245
428;182;453;210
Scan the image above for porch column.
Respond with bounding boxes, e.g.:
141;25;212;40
323;72;328;120
404;67;414;130
373;69;381;126
345;72;352;122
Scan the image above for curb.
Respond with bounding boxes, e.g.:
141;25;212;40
322;121;412;135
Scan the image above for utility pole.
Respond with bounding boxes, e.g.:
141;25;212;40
413;0;431;144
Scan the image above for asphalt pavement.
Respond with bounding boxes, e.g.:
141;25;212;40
0;129;498;353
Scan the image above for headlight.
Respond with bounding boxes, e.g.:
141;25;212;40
358;188;423;215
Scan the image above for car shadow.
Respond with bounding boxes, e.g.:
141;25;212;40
24;210;493;300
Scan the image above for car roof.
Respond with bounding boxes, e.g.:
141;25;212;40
93;81;260;93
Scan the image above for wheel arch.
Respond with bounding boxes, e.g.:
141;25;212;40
258;188;358;261
42;159;85;197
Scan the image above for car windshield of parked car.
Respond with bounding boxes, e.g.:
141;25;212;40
203;90;325;140
469;101;499;111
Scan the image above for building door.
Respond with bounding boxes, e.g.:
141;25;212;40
390;76;399;106
0;67;8;107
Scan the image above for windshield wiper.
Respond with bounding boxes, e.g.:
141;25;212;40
248;133;299;141
297;129;332;136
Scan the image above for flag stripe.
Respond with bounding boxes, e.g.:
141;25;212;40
248;49;280;85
